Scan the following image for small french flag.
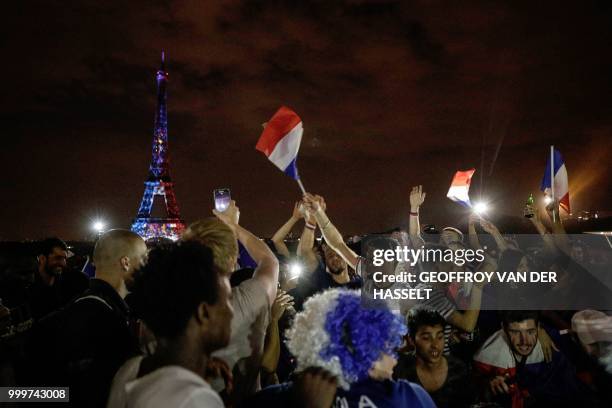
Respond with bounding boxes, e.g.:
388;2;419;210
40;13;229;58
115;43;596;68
447;169;476;207
256;106;303;180
541;147;570;213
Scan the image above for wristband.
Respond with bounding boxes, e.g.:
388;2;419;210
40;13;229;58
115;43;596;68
305;223;316;231
410;211;419;216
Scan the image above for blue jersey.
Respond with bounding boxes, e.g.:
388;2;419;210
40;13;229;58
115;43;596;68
335;378;435;408
248;378;434;408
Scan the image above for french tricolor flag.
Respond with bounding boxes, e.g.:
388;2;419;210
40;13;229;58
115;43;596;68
541;147;570;213
447;169;475;207
256;106;303;180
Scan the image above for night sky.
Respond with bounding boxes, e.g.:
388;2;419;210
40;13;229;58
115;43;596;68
2;0;611;240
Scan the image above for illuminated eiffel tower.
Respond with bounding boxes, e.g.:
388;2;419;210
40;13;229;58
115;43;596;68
131;52;185;241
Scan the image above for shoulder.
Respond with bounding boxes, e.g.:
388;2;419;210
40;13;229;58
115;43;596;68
247;382;293;406
473;329;514;368
394;353;418;380
233;278;270;310
446;354;467;369
395;379;436;407
108;356;143;408
114;355;143;379
184;386;224;408
227;278;270;341
69;294;116;320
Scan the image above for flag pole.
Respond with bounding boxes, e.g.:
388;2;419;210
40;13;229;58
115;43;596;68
550;145;556;223
296;178;307;195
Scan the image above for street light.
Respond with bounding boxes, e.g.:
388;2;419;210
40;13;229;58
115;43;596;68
92;220;106;235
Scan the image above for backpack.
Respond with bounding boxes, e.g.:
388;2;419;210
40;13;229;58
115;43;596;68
21;293;113;386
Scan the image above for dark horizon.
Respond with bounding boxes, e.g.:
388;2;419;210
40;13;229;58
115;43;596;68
2;1;611;241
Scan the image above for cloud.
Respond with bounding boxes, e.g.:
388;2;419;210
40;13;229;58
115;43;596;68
2;0;611;239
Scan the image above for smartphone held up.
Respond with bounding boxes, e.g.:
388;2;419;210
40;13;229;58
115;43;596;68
214;188;231;212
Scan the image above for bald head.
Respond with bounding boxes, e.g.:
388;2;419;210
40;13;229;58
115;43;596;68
93;230;147;284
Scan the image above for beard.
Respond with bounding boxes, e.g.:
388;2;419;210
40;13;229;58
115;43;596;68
46;265;63;277
327;263;345;275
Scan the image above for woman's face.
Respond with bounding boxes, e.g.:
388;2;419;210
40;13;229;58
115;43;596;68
368;352;397;380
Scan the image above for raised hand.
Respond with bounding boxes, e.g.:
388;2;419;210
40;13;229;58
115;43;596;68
489;374;511;395
302;193;322;213
315;195;327;212
303;206;316;225
479;218;498;234
292;201;304;221
212;200;240;232
271;290;294;321
545;198;561;222
410;185;426;211
468;213;480;225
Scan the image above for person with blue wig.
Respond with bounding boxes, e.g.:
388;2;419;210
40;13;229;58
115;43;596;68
246;288;435;407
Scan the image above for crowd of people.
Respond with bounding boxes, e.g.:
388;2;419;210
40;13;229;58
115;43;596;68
1;186;611;407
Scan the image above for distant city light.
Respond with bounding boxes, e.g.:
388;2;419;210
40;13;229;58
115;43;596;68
473;202;489;215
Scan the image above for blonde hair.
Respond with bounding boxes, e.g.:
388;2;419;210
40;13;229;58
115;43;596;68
181;218;238;273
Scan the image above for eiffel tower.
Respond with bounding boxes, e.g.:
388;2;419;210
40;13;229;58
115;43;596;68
131;52;186;241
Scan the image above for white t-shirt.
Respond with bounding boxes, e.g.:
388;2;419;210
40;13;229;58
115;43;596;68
212;278;270;368
211;278;270;401
107;356;223;408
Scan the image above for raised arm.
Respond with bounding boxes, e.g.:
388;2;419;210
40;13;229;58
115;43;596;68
302;193;359;269
296;204;320;274
545;199;571;254
447;256;497;332
213;201;279;304
479;218;508;252
409;185;426;248
271;202;303;258
468;213;483;251
527;203;557;254
261;291;294;375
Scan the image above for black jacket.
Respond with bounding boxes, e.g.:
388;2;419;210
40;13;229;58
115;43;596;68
29;279;139;407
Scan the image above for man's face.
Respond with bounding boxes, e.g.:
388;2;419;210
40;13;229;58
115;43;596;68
205;273;234;352
414;324;445;364
505;319;539;357
41;247;68;276
440;229;462;248
322;244;346;275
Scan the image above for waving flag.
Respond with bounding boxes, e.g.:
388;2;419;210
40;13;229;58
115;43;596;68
447;169;476;207
541;147;570;213
256;106;303;180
